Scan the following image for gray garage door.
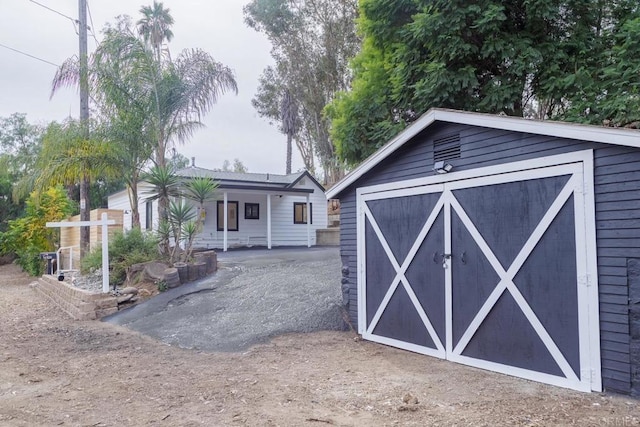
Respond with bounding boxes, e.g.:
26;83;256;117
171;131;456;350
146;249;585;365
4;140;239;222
357;158;601;392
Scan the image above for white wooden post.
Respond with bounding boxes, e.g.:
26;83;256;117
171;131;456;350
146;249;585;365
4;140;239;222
267;194;272;249
223;192;228;252
306;194;311;248
47;213;115;293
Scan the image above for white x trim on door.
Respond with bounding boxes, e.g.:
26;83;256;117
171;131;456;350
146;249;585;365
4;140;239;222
356;151;601;392
363;189;446;358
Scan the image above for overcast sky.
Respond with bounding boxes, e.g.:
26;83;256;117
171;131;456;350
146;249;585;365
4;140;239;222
0;0;306;174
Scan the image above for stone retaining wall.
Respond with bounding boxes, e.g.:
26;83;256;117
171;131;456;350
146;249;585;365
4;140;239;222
31;275;118;320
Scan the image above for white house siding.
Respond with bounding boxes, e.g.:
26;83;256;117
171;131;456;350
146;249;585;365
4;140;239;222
107;183;158;232
193;193;270;249
192;183;327;249
108;175;327;250
272;177;327;246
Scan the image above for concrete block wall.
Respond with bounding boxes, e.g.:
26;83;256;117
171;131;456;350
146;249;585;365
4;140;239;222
31;275;117;320
316;228;339;246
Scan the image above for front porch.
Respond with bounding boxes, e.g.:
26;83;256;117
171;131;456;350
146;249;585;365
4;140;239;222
192;188;323;251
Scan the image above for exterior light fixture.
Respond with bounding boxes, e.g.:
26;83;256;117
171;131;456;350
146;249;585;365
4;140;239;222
433;161;453;174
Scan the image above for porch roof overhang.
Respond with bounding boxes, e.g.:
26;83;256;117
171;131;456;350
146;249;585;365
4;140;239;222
217;184;314;194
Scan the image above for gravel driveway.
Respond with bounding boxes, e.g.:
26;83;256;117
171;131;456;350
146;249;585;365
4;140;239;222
104;247;343;351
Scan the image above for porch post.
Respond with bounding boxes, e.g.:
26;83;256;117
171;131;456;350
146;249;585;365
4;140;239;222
267;194;272;249
306;194;311;248
223;192;228;252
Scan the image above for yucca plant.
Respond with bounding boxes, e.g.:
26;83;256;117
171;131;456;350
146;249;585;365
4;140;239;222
181;220;198;262
166;200;194;263
183;176;218;232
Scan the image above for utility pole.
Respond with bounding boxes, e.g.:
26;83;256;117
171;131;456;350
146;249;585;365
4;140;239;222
78;0;90;258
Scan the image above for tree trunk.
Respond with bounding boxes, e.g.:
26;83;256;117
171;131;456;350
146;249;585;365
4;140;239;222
128;180;141;229
286;133;292;175
79;174;90;259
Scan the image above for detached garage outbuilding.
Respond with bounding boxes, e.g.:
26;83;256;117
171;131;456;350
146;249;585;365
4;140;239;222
327;109;640;395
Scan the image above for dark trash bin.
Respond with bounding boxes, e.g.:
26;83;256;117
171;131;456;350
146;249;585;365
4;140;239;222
39;252;57;275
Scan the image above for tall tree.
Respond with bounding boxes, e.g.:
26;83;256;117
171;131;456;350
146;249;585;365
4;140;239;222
245;0;359;183
328;0;640;165
280;89;300;174
29;119;120;256
52;12;238;228
137;1;174;63
215;158;249;172
0;113;42;178
0;114;43;226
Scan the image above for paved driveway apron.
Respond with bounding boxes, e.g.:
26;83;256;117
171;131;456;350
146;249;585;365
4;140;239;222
104;247;343;352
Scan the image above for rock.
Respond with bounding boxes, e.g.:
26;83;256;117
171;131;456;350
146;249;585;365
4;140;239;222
120;287;138;295
138;289;152;297
144;262;170;281
402;393;418;404
117;294;134;304
341;265;349;276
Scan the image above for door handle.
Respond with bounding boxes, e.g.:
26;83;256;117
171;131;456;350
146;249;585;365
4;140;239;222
433;252;452;263
433;252;466;264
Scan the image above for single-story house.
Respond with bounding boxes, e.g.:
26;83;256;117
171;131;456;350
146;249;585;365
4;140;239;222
326;108;640;395
108;167;327;251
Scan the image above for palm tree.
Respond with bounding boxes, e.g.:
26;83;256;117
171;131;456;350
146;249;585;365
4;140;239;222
31;119;121;257
137;1;174;63
52;13;238;228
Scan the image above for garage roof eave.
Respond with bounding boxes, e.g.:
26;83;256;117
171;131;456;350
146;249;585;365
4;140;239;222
326;108;640;199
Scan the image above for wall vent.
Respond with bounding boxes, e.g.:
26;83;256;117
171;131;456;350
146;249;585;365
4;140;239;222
433;133;461;162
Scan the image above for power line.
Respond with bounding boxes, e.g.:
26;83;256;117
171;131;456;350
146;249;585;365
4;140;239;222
86;0;100;45
29;0;77;23
0;42;58;67
29;0;80;34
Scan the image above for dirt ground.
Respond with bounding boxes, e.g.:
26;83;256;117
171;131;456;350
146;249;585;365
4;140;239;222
0;264;638;426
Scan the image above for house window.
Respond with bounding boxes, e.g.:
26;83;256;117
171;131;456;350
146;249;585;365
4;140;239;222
245;203;260;220
145;201;153;230
294;202;312;224
217;201;239;231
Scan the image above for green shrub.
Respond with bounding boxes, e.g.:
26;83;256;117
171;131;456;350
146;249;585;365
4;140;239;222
82;227;159;287
156;280;168;292
0;186;73;276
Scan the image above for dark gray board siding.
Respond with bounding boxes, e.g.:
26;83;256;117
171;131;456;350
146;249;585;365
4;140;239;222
338;122;640;394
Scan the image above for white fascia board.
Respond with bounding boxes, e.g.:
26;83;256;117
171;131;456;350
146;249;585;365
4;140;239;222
326;110;438;199
326;108;640;200
434;109;640;147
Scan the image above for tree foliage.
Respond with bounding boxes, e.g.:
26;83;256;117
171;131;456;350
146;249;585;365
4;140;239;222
52;9;238;230
0;186;73;275
137;0;174;63
245;0;359;183
32;120;121;194
328;0;640;165
0;113;44;229
214;158;249;172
